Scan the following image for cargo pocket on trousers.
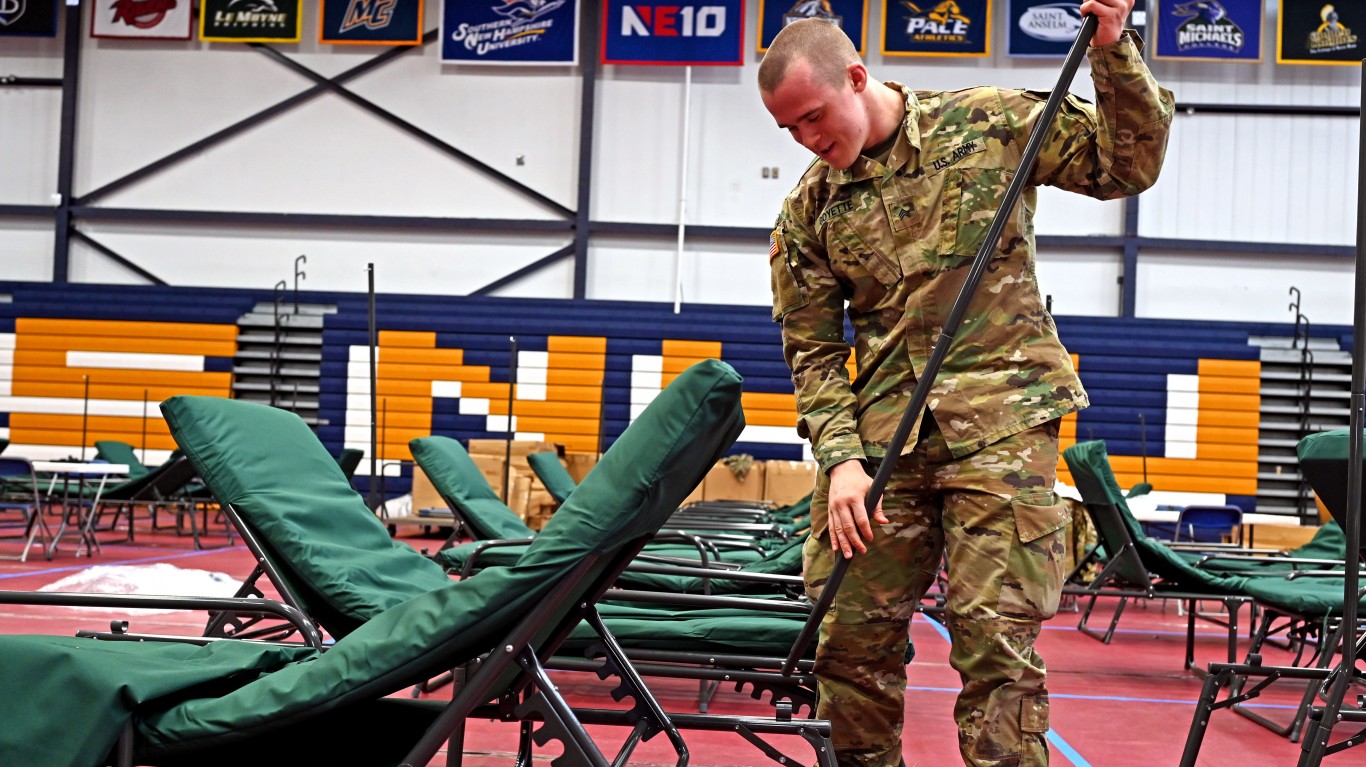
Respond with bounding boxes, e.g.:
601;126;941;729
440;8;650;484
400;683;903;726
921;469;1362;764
1012;493;1070;543
1021;694;1049;733
1009;492;1070;619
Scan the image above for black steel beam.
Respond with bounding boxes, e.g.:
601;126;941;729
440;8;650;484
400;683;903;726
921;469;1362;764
250;44;573;220
1136;236;1354;257
70;230;168;286
75;31;438;207
0;76;63;88
1175;102;1360;118
573;1;602;299
1121;196;1140;317
0;205;56;217
471;244;575;296
52;2;83;283
72;206;573;233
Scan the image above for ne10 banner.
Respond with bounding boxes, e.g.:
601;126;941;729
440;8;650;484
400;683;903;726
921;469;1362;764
601;0;746;65
881;0;992;57
1278;0;1361;65
757;0;869;55
1154;0;1263;62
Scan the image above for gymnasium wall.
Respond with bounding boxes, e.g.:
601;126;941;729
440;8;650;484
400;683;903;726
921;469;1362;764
0;1;1360;326
0;281;1352;512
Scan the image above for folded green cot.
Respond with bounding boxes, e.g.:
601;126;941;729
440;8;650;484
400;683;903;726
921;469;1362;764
0;360;837;767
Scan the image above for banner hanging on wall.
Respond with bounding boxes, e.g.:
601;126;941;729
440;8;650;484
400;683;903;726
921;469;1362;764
321;0;424;45
92;0;194;39
1278;0;1361;64
441;0;578;64
200;0;303;43
601;0;746;65
1007;0;1083;57
756;1;868;55
881;0;991;57
1153;0;1263;62
0;1;57;37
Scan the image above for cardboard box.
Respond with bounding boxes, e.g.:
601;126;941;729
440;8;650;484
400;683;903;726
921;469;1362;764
469;454;508;497
410;466;447;515
702;461;766;502
764;460;818;505
467;440;558;459
564;452;598;484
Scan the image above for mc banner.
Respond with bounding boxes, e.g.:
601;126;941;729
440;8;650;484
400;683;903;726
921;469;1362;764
602;0;746;65
321;0;424;46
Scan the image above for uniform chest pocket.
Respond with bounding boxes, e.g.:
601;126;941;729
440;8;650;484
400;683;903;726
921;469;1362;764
825;217;902;305
939;167;1015;257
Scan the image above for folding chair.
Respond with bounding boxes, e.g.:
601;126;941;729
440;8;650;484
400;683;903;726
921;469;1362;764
1174;504;1244;544
0;457;54;562
85;456;201;545
0;359;837;767
94;440;151;479
1062;441;1253;672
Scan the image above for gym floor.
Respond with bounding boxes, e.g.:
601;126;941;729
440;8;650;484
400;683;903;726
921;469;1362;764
0;525;1335;767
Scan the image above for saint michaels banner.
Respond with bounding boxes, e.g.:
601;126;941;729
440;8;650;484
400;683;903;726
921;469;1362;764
602;0;746;65
200;0;302;43
441;0;579;64
321;0;424;45
92;0;194;39
1154;0;1262;62
0;0;57;37
1278;0;1361;65
757;0;868;55
882;0;991;57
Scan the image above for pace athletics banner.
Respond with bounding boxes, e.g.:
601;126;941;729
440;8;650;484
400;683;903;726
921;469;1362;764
441;0;578;64
1153;0;1262;62
321;0;424;46
1007;0;1083;57
601;0;746;65
200;0;302;43
757;1;869;55
93;1;194;40
0;1;57;37
1278;1;1361;65
881;0;991;57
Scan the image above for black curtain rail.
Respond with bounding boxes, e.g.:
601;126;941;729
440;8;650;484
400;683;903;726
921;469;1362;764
1175;102;1360;118
0;75;62;88
0;205;56;217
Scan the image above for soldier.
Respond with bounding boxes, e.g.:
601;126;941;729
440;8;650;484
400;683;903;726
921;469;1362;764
757;2;1171;766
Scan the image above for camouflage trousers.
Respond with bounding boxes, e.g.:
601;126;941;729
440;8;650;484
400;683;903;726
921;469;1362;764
803;418;1069;767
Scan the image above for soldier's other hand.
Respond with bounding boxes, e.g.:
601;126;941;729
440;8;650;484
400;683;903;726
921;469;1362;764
826;460;889;559
1080;0;1132;47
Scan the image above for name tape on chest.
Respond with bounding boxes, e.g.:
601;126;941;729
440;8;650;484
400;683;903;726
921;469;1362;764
815;201;854;229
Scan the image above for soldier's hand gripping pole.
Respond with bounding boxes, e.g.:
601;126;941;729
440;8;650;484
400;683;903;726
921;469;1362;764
782;14;1100;677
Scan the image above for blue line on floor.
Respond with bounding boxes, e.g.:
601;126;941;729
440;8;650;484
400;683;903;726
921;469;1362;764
0;546;246;580
1046;729;1093;767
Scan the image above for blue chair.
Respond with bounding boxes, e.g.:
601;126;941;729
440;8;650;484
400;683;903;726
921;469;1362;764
0;458;53;562
1174;505;1244;545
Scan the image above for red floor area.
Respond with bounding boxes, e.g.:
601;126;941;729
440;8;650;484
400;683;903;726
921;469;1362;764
0;524;1353;766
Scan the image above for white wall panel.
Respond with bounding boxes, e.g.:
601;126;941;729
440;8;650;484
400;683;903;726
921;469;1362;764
1136;250;1355;324
0;88;61;205
0;222;55;282
587;237;771;306
1035;249;1123;317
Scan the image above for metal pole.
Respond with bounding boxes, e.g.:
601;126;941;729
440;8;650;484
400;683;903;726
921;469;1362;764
673;66;692;314
80;375;89;462
52;1;83;283
573;2;601;299
1296;57;1366;767
141;389;149;467
783;16;1101;675
367;264;379;510
504;337;518;505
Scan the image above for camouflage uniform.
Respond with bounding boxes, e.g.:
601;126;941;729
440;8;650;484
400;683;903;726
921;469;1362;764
769;32;1172;767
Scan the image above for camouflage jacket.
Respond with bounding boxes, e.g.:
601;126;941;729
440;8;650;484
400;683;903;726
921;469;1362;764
770;31;1173;471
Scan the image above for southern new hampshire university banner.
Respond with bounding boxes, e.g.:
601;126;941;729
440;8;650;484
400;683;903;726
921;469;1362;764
441;0;579;64
882;0;991;57
1154;0;1262;62
0;1;56;37
321;0;424;45
92;0;194;40
602;0;746;65
200;0;302;43
1278;0;1361;65
757;0;869;55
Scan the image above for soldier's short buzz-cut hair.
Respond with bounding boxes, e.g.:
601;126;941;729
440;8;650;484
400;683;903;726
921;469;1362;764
758;18;860;94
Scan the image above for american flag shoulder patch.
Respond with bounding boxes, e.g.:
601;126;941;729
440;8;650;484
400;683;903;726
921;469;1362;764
769;228;781;260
